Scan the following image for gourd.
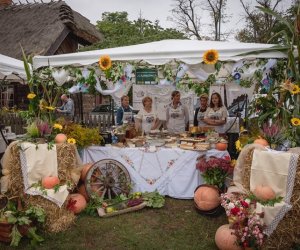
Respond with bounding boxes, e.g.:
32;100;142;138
215;142;228;151
254;138;269;147
55;133;67;143
215;224;242;250
80;163;93;181
194;185;220;211
253;185;276;201
41;176;60;189
78;184;89;201
68;193;87;214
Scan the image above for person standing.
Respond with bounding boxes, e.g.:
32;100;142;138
194;93;209;127
116;95;134;125
203;92;228;132
135;96;160;134
56;94;74;121
166;90;189;133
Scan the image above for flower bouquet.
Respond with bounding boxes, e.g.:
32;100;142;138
196;156;234;189
220;193;267;249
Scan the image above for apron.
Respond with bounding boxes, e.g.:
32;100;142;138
142;113;155;134
196;109;206;127
167;104;186;133
122;107;133;123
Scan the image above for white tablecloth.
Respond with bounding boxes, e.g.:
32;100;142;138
82;146;230;199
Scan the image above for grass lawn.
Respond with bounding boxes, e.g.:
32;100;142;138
0;198;227;250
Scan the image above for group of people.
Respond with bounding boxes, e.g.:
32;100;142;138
116;91;228;135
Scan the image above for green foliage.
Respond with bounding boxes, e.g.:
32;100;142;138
82;12;186;51
1;201;45;247
247;192;283;206
141;191;165;208
63;123;103;149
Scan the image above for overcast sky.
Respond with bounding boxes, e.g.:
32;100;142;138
16;0;293;41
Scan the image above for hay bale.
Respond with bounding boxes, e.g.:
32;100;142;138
239;146;300;249
5;142;80;233
24;196;75;233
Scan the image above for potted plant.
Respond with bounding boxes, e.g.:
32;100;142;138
196;156;234;190
0;199;45;246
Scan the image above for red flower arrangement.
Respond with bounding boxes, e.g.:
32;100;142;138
196;156;234;188
221;193;267;249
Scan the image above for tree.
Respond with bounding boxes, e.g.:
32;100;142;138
168;0;229;40
235;0;291;43
82;12;186;50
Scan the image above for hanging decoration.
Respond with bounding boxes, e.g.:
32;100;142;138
202;49;219;65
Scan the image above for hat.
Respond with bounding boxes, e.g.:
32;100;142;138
199;93;208;99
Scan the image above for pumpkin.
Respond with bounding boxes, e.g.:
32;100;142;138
215;224;242;250
194;185;220;211
216;142;228;151
78;184;89;201
55;133;67;144
254;138;269;147
253;184;276;201
80;163;93;181
68;193;87;214
41;176;60;189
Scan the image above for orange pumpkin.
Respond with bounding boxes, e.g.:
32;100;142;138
78;184;89;201
253;185;276;201
80;163;93;181
41;176;60;189
254;138;269;147
55;133;67;144
68;193;87;214
215;224;242;250
194;185;220;211
216;142;228;151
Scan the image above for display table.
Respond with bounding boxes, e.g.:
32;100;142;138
82;146;230;199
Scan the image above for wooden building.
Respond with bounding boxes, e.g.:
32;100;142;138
0;0;103;115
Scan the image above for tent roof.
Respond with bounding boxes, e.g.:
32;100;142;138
33;39;288;69
0;54;28;80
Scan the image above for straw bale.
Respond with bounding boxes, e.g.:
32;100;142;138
5;142;80;233
239;146;300;249
24;195;75;233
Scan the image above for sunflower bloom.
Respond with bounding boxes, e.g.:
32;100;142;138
27;93;36;99
99;55;112;71
281;79;294;92
45;106;55;111
235;140;242;152
67;138;76;144
291;117;300;126
203;49;219;64
53;123;63;130
290;85;300;95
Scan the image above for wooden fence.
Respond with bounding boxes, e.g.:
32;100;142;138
0;113;114;135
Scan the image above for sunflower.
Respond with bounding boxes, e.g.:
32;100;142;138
291;117;300;126
99;55;112;71
53;123;63;130
203;49;219;64
27;93;36;99
235;140;242;152
67;138;76;144
45;106;55;111
290;85;300;95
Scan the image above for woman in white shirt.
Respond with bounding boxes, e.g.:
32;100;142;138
166;90;189;133
135;96;160;134
204;92;228;128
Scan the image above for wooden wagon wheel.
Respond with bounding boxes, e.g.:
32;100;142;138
85;159;131;200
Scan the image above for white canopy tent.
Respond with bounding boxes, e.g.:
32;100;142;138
0;53;28;81
33;39;288;69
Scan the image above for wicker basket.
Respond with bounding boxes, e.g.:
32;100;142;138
97;202;147;218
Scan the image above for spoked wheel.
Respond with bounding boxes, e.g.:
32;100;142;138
85;159;131;200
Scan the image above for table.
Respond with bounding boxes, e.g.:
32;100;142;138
82;146;230;199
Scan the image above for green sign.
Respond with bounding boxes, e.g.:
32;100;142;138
135;68;157;85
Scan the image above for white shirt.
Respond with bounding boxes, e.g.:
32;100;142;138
136;108;158;134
